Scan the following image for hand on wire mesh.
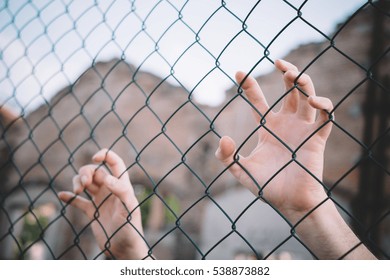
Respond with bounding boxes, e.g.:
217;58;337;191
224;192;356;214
58;149;150;260
215;60;376;260
216;59;333;224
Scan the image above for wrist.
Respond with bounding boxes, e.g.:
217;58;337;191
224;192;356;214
291;199;375;259
280;185;330;225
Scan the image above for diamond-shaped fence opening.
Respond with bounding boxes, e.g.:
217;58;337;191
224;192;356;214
0;0;389;260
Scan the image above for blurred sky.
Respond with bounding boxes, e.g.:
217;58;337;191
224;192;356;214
0;0;368;112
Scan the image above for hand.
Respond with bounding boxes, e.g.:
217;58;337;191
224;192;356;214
58;149;150;259
215;59;334;224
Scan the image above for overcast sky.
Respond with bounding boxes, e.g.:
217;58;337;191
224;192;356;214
0;0;368;112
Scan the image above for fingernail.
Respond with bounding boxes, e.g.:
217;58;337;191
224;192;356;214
215;147;221;159
92;149;106;161
92;152;100;161
81;175;88;186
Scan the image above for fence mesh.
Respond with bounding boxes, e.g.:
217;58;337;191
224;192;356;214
0;0;389;260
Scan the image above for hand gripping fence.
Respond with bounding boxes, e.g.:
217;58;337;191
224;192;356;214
0;0;389;260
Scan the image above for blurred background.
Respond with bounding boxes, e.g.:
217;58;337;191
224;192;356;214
0;0;389;259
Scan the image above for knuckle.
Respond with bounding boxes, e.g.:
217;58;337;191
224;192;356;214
297;73;311;85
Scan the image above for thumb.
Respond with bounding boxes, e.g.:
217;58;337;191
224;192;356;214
215;136;245;178
215;136;237;165
216;137;262;197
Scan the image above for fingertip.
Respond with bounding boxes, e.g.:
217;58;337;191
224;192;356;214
275;59;288;72
284;71;315;97
73;185;83;195
235;71;246;83
308;96;333;111
58;191;73;203
92;148;109;163
215;136;236;162
215;137;245;183
235;71;251;90
77;165;96;187
72;175;84;194
275;59;298;73
58;191;92;217
215;140;222;159
274;59;284;70
309;96;335;136
58;191;65;200
235;72;259;92
80;175;88;186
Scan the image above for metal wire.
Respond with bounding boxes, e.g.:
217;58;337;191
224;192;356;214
0;0;389;260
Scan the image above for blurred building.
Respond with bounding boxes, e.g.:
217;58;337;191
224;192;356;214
0;2;388;259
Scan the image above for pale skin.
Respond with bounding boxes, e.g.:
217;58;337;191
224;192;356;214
216;59;376;259
59;59;376;260
58;149;151;259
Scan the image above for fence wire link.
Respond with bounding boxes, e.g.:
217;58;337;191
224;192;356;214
0;0;389;260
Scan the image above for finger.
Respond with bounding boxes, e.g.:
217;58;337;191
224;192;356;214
308;96;334;139
280;69;300;114
93;149;129;180
85;167;112;198
235;71;269;123
93;167;110;186
58;191;94;218
309;96;334;122
275;59;298;73
77;165;98;186
285;71;317;122
78;165;100;194
275;60;300;114
215;136;245;178
72;175;84;194
103;174;137;207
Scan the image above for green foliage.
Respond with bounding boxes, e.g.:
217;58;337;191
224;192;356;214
17;212;49;259
163;194;181;224
136;187;181;228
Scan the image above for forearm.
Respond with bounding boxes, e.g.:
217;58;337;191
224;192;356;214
291;200;376;260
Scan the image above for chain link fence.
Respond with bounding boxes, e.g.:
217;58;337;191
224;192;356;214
0;0;389;260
